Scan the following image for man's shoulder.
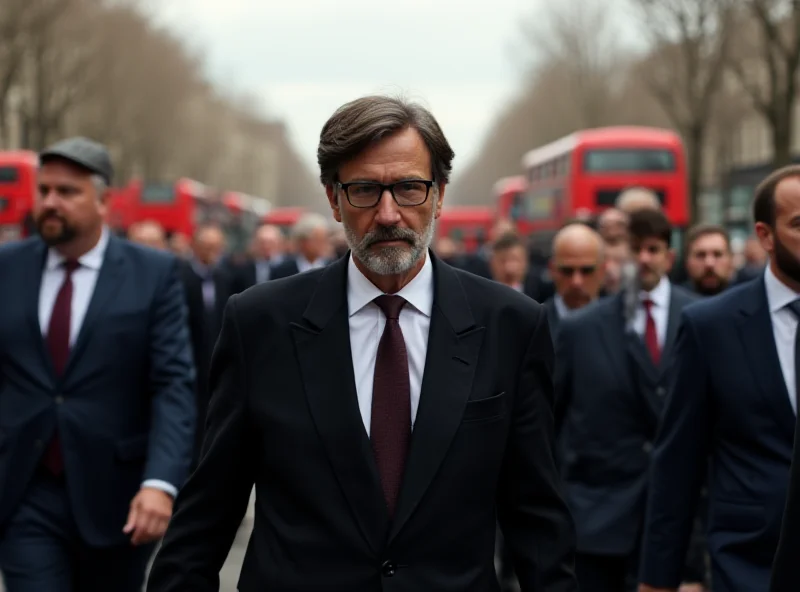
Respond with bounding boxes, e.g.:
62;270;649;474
114;236;178;274
0;236;41;262
232;266;328;319
682;279;758;326
452;265;544;318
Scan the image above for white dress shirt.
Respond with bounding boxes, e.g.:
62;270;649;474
297;256;326;273
629;275;671;349
764;264;800;415
347;254;433;436
39;227;177;497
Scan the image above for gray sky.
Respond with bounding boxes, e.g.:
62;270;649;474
152;0;639;180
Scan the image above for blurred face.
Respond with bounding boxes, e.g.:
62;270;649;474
36;160;106;246
685;232;733;296
297;227;328;262
550;241;604;310
756;176;800;287
598;209;628;245
129;223;166;250
193;227;225;266
603;242;629;294
631;235;674;291
253;225;282;259
490;244;528;287
327;127;443;281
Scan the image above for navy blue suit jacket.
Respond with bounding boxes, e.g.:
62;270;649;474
639;277;794;592
0;235;196;547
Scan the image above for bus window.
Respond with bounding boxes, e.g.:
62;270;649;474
141;183;176;203
0;167;19;183
583;149;676;172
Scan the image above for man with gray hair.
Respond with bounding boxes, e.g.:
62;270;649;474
270;212;330;278
149;95;578;591
615;186;662;214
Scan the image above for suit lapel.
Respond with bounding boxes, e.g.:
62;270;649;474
738;278;796;442
389;257;484;542
599;296;640;390
64;236;125;377
24;239;57;382
290;256;389;553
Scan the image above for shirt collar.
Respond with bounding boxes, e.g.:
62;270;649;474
347;252;434;318
45;226;109;272
639;274;671;307
764;263;800;313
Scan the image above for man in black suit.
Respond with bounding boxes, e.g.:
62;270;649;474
179;223;234;467
554;209;701;592
147;95;577;591
230;223;284;293
0;138;195;591
544;222;605;338
638;166;800;592
269;212;330;279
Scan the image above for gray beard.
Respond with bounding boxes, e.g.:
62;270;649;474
344;215;435;276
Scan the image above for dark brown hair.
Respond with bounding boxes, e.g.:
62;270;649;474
317;95;455;186
753;164;800;226
684;223;730;253
492;231;524;253
628;208;671;246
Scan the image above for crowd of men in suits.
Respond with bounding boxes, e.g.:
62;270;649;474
3;95;800;592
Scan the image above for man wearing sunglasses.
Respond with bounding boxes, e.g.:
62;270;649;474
148;95;577;592
544;222;606;338
553;209;700;592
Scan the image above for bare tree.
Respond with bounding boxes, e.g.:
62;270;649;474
0;0;31;147
631;0;735;222
729;0;800;166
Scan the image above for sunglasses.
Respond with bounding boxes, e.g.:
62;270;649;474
557;265;597;277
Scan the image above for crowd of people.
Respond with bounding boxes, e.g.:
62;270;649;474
1;95;799;592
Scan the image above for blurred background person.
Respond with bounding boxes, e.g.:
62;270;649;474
682;224;734;297
270;212;331;278
128;220;168;251
231;223;284;293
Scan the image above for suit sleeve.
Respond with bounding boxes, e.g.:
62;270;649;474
771;412;800;590
144;257;197;490
639;311;711;588
497;309;578;592
147;296;255;592
552;318;575;440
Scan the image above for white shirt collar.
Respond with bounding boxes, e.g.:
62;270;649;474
640;274;671;307
764;264;800;313
45;226;109;272
347;252;434;318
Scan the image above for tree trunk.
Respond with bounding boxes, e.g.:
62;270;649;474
686;123;704;224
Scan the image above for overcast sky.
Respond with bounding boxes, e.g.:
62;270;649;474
151;0;638;180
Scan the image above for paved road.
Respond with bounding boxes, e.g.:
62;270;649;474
0;490;256;592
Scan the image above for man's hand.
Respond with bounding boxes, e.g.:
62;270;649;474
123;487;174;545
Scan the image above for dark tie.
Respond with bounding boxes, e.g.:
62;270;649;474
786;299;800;413
42;259;79;475
371;295;411;516
643;298;660;365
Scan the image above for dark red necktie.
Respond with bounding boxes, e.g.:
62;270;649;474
643;298;660;365
370;295;411;516
42;259;79;475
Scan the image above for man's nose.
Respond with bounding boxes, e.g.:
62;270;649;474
374;190;402;225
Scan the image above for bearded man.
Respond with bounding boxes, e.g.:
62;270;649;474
147;95;578;592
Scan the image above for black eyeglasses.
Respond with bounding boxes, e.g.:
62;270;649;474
557;265;597;277
336;180;434;208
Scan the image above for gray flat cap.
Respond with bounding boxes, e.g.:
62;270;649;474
40;136;113;185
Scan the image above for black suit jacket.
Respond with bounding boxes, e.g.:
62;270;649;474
640;278;794;592
0;235;196;546
554;285;697;556
179;262;233;464
147;252;577;592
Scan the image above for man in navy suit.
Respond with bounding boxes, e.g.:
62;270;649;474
640;165;800;592
0;137;196;592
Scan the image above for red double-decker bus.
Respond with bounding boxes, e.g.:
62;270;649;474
0;151;38;240
511;127;689;246
437;206;494;253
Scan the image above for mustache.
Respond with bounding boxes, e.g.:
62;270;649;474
362;226;418;247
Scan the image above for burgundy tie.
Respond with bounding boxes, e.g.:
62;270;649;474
42;259;79;475
371;295;411;516
643;298;660;365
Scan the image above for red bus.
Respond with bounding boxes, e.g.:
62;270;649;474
437;206;494;253
262;207;307;235
0;151;38;240
129;178;260;252
515;127;689;245
493;175;529;230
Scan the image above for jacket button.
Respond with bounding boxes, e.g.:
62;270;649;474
381;560;396;577
656;387;666;397
642;441;653;453
55;396;64;404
